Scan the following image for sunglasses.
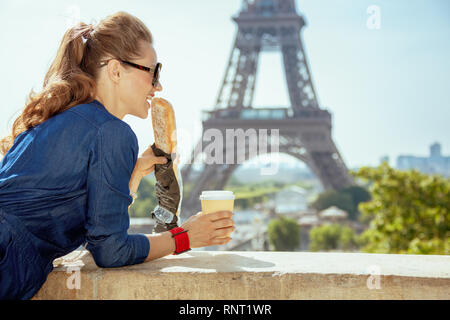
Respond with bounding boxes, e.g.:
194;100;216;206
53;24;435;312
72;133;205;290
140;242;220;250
98;59;162;87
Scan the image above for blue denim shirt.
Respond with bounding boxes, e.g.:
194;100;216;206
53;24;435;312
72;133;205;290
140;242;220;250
0;99;150;299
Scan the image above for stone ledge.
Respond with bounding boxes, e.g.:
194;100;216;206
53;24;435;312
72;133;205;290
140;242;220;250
32;250;450;300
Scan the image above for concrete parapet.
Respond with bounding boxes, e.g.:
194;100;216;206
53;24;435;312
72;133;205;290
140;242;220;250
32;250;450;300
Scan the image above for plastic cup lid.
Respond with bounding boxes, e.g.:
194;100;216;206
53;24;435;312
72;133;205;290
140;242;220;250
199;190;235;200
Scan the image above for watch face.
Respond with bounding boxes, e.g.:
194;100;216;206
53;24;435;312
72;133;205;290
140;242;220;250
153;206;174;224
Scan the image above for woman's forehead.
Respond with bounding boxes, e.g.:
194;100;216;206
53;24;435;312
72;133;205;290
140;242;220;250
138;42;157;67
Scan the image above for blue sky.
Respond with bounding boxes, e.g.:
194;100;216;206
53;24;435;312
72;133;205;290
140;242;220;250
0;0;449;169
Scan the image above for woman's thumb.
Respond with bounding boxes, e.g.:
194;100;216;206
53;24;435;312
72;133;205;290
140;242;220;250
158;157;168;164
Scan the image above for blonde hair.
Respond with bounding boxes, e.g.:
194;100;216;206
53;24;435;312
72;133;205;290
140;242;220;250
1;11;153;157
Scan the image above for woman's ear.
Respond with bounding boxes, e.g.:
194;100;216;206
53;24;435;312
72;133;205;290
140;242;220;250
107;59;122;82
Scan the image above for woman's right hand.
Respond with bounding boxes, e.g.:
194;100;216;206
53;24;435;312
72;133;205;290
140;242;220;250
180;211;235;248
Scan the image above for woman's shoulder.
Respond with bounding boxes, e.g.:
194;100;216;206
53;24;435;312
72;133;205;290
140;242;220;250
69;100;135;137
29;100;137;153
68;100;119;130
9;100;132;148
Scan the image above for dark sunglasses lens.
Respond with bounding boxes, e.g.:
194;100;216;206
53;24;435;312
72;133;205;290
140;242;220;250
153;63;161;87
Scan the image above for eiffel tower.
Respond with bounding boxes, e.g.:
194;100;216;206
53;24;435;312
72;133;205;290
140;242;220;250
180;0;353;218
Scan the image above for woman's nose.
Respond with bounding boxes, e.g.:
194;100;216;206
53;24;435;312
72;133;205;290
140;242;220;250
154;81;163;91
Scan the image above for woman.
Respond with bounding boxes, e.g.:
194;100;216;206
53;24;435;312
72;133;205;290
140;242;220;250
0;11;234;300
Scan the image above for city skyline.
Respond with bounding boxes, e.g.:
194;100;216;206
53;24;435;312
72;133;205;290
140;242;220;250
1;0;449;170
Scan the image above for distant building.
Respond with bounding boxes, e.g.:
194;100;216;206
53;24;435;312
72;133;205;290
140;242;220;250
297;214;320;227
396;142;450;177
274;185;308;214
318;206;348;222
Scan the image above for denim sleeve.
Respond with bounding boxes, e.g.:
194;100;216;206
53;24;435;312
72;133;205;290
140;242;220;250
85;120;150;268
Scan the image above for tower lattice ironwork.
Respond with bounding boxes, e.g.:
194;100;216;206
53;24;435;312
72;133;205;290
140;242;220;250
180;0;353;218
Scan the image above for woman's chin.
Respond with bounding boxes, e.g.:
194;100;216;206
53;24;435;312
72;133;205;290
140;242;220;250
140;110;150;119
138;103;150;119
133;109;149;119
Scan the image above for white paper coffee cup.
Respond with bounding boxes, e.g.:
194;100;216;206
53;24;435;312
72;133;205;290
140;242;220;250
200;190;235;238
200;190;235;214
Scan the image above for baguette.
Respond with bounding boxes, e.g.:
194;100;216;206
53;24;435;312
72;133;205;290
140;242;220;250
150;97;182;225
151;97;177;155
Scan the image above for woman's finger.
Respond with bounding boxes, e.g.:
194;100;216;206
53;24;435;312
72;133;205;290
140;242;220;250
213;218;234;229
156;156;168;164
210;237;232;245
211;226;235;239
208;211;233;222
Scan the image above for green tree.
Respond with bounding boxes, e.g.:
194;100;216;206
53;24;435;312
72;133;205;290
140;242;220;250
311;190;354;216
128;176;158;218
341;185;371;205
267;215;301;251
309;223;359;251
354;163;450;254
311;186;371;221
340;185;371;220
339;225;360;250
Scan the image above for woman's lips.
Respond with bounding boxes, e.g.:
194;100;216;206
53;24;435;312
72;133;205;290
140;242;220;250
146;95;154;106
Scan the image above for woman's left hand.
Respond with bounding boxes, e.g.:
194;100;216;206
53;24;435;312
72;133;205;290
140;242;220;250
134;145;168;177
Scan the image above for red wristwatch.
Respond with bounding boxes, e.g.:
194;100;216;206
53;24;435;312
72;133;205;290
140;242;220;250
169;227;191;255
